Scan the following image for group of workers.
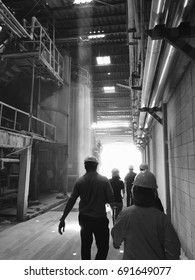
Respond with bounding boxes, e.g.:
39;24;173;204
58;155;181;260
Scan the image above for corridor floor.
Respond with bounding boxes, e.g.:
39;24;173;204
0;203;123;260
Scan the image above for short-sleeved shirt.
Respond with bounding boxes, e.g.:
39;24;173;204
109;177;124;203
70;171;114;218
124;171;137;192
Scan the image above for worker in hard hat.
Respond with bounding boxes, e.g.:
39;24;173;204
58;155;114;260
139;162;149;172
109;168;125;224
124;165;137;206
139;162;164;212
111;171;181;260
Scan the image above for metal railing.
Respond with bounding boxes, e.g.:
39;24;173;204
0;101;56;140
23;17;64;84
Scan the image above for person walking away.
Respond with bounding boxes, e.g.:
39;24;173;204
139;162;149;172
124;165;136;206
58;155;114;260
109;168;124;224
111;171;181;260
139;163;164;212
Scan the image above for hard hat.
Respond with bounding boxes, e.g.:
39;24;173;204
84;155;98;164
112;168;119;176
139;163;148;170
129;165;134;170
133;171;157;189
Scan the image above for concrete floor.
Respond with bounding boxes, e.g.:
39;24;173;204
0;198;123;260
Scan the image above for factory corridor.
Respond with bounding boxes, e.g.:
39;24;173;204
1;0;195;262
0;201;122;260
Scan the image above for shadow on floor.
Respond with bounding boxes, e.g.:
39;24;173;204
0;192;68;232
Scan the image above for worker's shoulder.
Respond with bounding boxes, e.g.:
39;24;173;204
96;172;110;182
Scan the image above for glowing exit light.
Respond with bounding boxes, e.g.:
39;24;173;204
96;56;111;65
74;0;93;4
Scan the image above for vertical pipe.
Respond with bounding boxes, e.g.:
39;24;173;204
163;103;171;219
0;103;3;126
13;110;17;130
28;60;35;132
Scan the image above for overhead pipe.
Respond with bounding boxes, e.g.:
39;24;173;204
143;0;194;129
139;0;167;130
127;0;138;142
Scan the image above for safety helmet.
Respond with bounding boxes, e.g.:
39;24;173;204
111;168;119;176
139;163;148;171
133;171;157;189
84;155;98;164
129;165;134;170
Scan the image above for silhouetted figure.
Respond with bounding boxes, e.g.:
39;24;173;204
58;155;114;260
109;168;124;224
111;171;181;260
124;165;136;206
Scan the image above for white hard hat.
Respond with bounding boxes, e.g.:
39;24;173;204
129;165;134;170
112;168;119;176
139;163;148;170
133;171;157;189
84;155;98;164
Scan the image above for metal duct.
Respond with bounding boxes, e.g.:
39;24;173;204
139;0;167;130
143;0;194;129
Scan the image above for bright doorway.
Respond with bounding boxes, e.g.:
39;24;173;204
98;142;142;180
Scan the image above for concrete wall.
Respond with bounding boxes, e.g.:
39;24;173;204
167;62;195;259
150;124;167;210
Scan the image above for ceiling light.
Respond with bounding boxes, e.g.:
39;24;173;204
103;86;115;93
88;34;105;39
92;121;129;129
97;56;111;65
74;0;93;4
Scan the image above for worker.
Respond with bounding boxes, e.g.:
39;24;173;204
139;162;149;172
58;155;114;260
111;171;181;260
139;163;164;212
124;165;137;206
109;168;125;224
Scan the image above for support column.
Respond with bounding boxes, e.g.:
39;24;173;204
163;103;171;219
17;143;32;222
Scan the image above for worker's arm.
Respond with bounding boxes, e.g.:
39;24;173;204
163;220;181;259
111;210;128;249
58;184;79;235
105;180;115;205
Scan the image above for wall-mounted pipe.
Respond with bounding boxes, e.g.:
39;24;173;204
143;0;194;129
139;0;166;129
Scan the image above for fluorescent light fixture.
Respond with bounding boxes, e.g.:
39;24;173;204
91;121;129;129
103;86;115;93
88;34;105;39
74;0;92;4
96;56;111;65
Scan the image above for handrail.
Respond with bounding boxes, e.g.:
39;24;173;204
23;17;64;84
0;101;56;140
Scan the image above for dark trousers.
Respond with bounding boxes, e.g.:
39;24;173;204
126;191;133;207
111;202;123;224
78;213;110;260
